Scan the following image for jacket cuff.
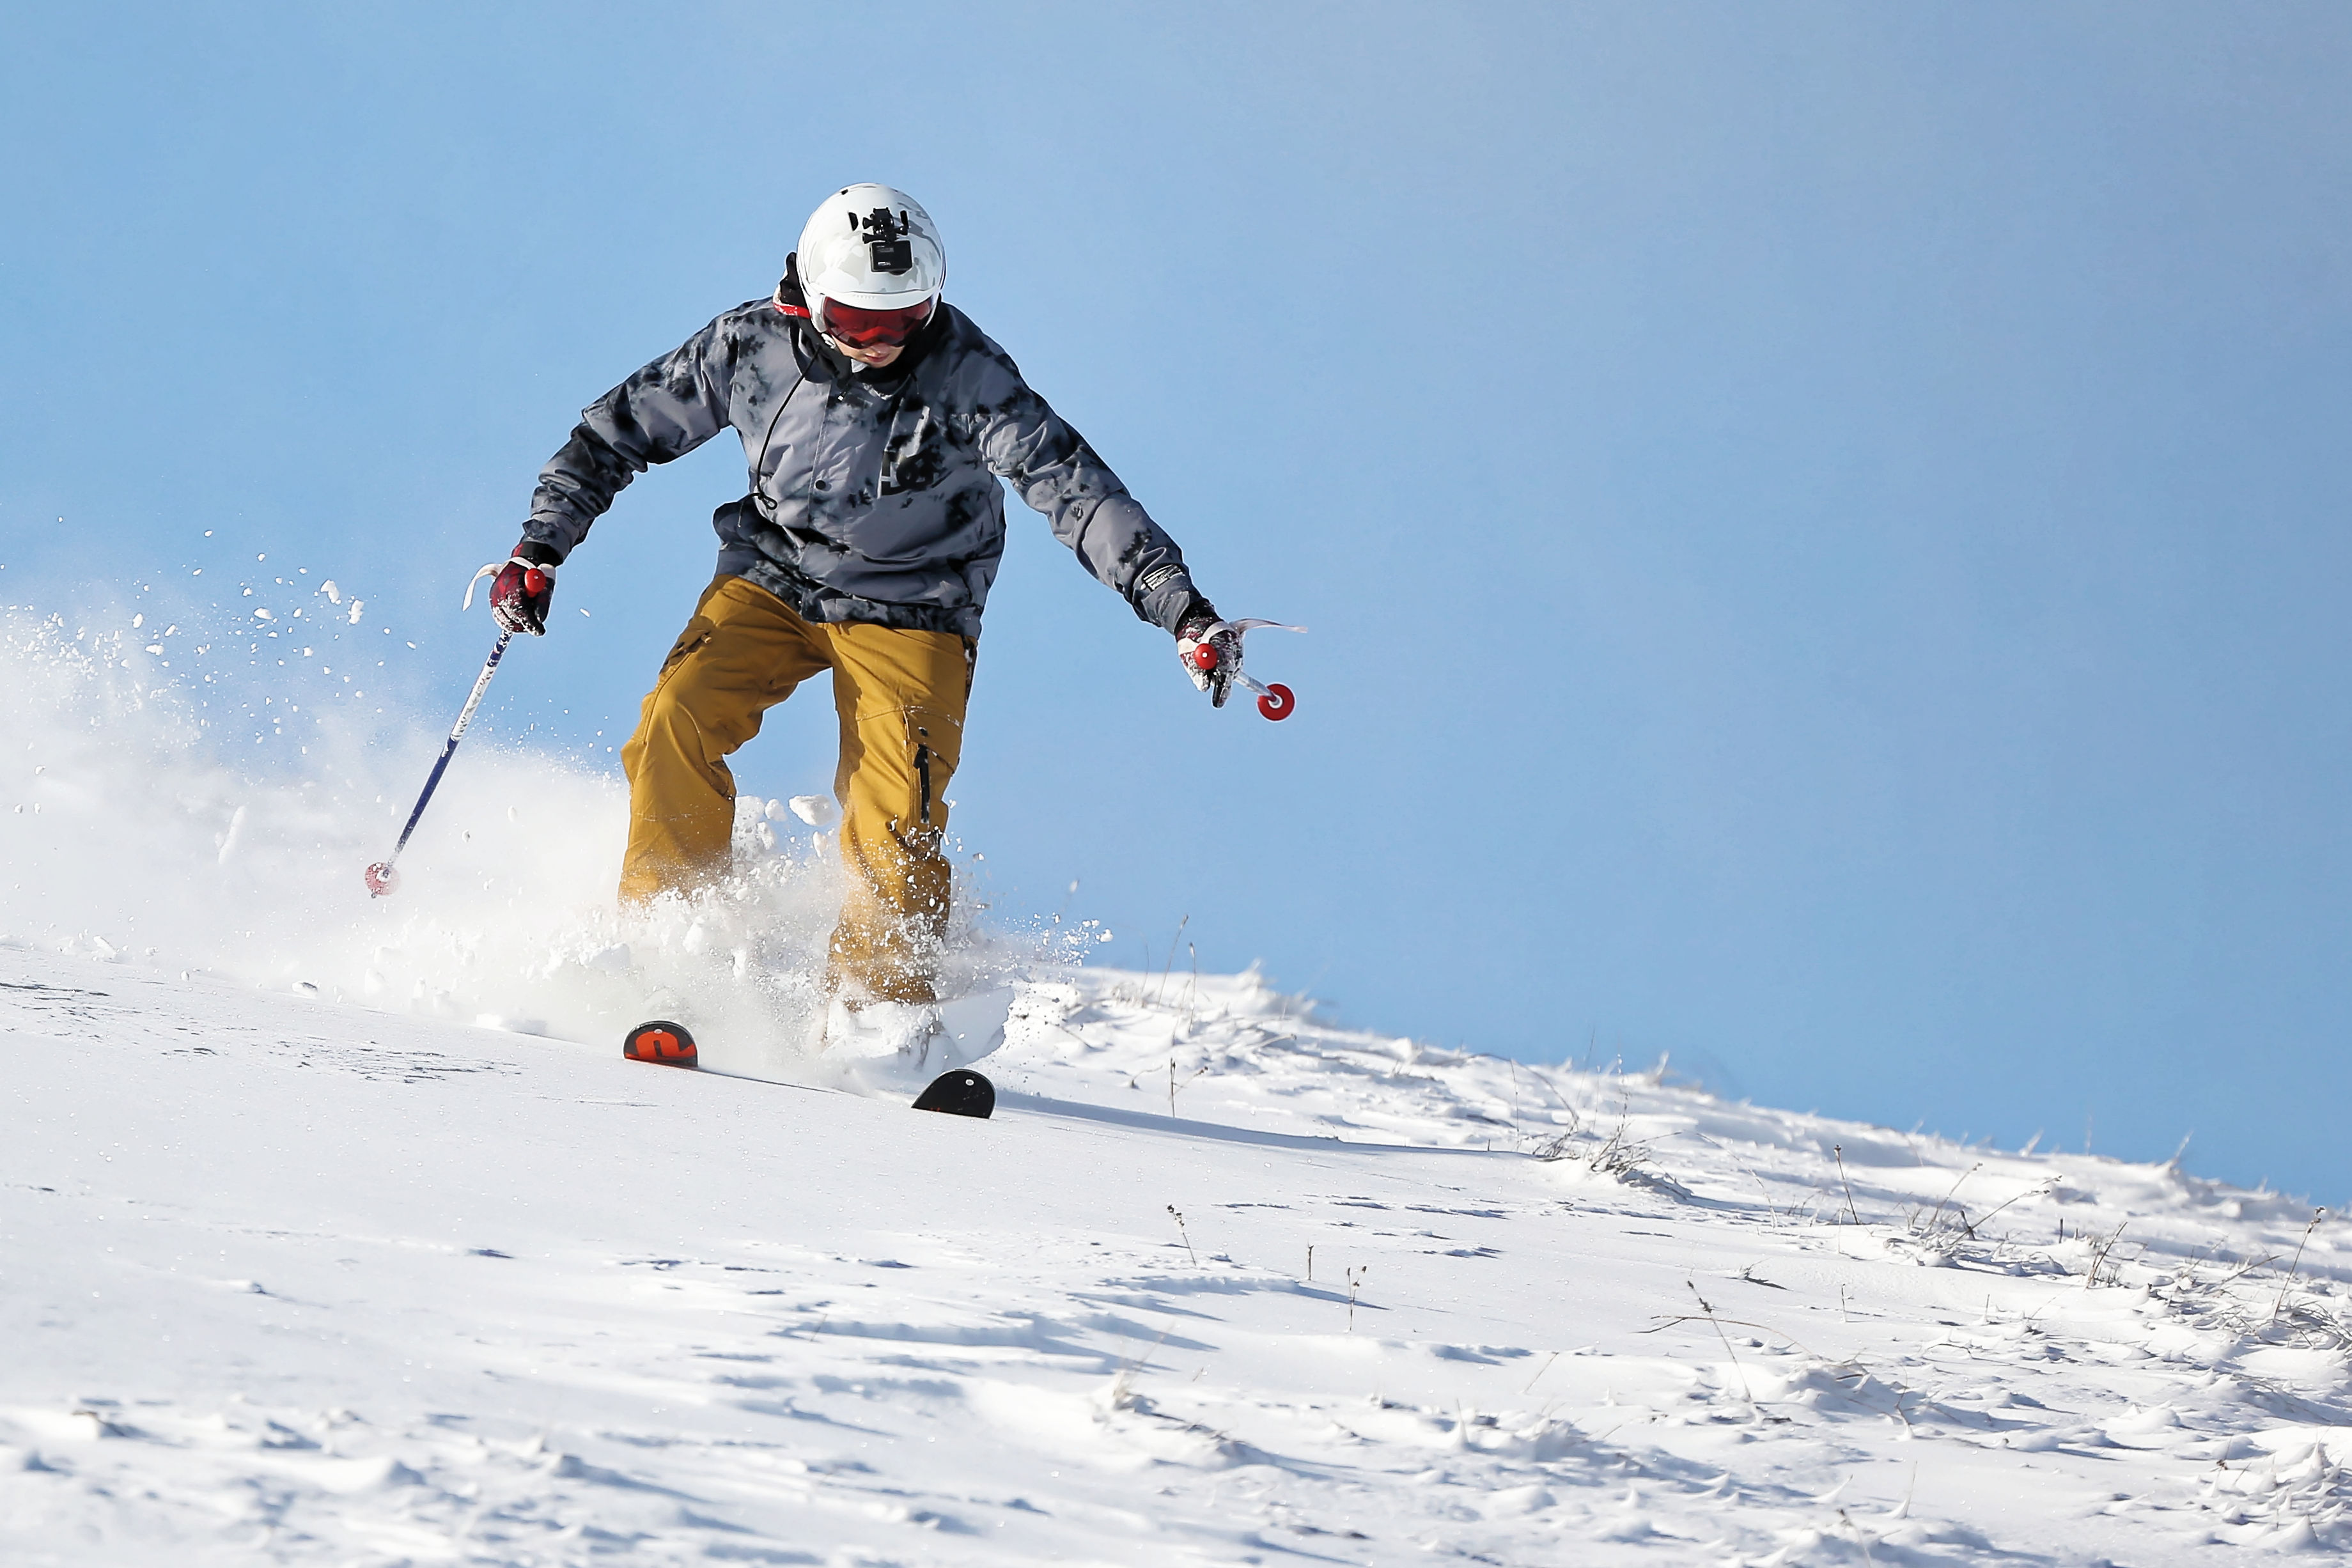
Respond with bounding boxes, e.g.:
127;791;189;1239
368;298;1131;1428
1135;563;1198;633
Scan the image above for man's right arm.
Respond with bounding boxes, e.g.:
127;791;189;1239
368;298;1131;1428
522;314;741;561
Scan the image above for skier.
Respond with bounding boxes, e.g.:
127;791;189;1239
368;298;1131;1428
485;184;1244;1057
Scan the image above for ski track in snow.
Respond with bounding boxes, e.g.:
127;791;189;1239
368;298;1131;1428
4;954;2349;1565
4;606;2352;1562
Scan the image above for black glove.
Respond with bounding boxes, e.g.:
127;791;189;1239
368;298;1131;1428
1175;599;1243;708
489;539;560;636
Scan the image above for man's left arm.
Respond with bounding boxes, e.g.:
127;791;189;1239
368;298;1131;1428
976;379;1248;702
974;379;1201;629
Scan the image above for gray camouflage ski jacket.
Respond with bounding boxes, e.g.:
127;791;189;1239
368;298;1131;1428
524;293;1198;639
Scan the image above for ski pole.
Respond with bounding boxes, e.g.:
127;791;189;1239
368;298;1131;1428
1188;618;1305;721
364;631;511;897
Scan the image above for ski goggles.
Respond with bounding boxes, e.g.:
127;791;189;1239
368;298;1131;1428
817;295;937;349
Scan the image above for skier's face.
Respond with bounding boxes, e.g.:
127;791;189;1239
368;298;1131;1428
834;338;904;368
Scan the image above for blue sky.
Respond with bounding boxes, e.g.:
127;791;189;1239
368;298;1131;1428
4;3;2348;1201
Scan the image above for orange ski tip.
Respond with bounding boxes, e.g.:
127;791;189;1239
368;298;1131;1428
623;1020;698;1067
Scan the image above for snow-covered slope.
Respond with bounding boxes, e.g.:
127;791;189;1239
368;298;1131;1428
4;607;2350;1563
6;947;2349;1565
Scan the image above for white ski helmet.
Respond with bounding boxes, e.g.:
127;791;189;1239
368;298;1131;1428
797;183;946;314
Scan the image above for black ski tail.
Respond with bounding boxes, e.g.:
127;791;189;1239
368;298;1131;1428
914;1069;993;1118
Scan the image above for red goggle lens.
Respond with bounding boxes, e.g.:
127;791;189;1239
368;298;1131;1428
820;297;935;348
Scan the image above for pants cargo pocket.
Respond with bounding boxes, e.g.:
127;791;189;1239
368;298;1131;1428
653;616;717;694
861;705;960;841
893;705;963;834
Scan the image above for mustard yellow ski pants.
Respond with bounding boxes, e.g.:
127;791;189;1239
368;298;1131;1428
619;573;974;1004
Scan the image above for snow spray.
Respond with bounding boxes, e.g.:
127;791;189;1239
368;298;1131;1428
0;603;1016;1078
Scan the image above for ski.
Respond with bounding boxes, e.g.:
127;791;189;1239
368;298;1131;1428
910;1069;995;1119
623;1019;699;1067
621;1019;993;1117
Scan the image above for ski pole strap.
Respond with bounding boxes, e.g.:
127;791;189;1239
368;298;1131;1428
462;557;558;611
1199;618;1307;641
